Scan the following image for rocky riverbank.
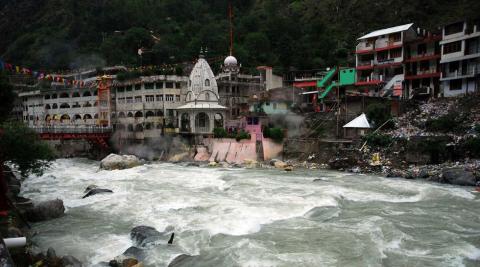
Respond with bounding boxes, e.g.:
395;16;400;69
2;166;83;266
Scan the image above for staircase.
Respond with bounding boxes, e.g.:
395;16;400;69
381;74;404;97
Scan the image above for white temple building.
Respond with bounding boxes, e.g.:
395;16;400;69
177;53;227;134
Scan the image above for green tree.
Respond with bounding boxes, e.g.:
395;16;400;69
0;72;54;176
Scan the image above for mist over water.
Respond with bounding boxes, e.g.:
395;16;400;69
21;159;480;266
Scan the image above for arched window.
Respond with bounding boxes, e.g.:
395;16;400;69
72;92;80;98
111;113;116;119
214;113;223;128
45;114;51;121
74;114;82;120
45;104;51;110
127;112;133;118
60;114;70;121
94;114;99;119
52;103;58;109
205;92;210;101
83;102;92;107
156;110;164;117
135;124;144;132
195;112;209;131
205;79;210;86
60;103;70;109
146;111;155;118
60;92;69;98
134;111;143;118
83;91;92;97
51;94;58;99
181;113;190;132
118;112;126;118
83;114;92;120
44;95;51;100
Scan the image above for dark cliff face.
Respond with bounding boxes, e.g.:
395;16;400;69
0;0;478;72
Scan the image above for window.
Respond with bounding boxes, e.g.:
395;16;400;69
175;82;181;89
420;61;430;71
118;97;125;104
205;79;210;86
72;92;80;98
44;95;50;100
443;41;462;54
146;95;154;102
117;87;125;93
450;79;462;90
60;92;69;98
126;97;134;103
135;96;142;103
205;92;210;100
83;91;92;97
144;83;154;90
135;84;141;90
417;43;427;55
377;51;388;61
126;85;133;92
176;95;180;102
445;22;464;35
166;95;174;101
155;82;163;89
449;61;459;73
156;95;163;101
166;82;174;88
390;32;401;42
390;48;402;58
51;94;57;99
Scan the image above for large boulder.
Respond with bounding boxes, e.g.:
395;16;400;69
25;199;65;222
100;154;142;170
168;254;197;267
441;168;477;186
130;226;163;247
194;146;210;162
61;255;83;267
168;152;191;163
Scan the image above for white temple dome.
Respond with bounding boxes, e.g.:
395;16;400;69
224;55;238;66
186;57;219;103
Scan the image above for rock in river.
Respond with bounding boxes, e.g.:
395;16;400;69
130;226;163;247
441;168;477;186
82;188;113;199
25;199;65;222
100;154;142;170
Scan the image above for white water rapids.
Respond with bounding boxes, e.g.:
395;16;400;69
21;158;480;266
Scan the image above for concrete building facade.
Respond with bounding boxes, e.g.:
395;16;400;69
440;20;480;97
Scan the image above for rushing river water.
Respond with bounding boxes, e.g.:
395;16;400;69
21;158;480;266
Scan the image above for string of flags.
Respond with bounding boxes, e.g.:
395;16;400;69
0;59;89;88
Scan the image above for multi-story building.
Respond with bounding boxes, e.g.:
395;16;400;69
112;75;188;140
404;30;442;99
355;23;417;98
440;20;480;97
216;55;264;120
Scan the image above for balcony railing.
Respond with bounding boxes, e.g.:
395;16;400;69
375;39;402;50
31;125;112;134
442;66;479;78
356;42;374;53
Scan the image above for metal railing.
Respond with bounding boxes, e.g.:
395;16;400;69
31;125;112;134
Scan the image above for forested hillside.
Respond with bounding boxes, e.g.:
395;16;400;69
0;0;478;73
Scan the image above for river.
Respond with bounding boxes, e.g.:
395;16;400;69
21;158;480;266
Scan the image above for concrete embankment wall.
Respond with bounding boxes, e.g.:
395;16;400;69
198;138;284;163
